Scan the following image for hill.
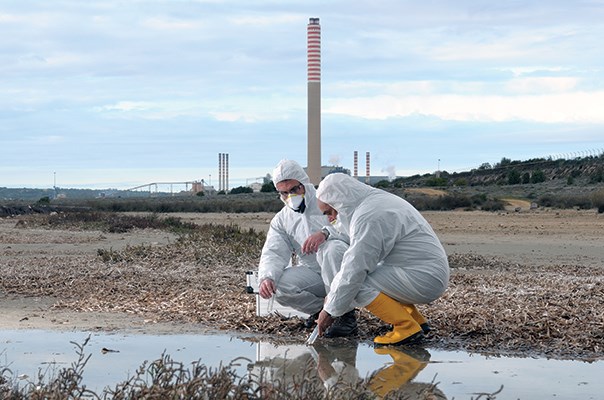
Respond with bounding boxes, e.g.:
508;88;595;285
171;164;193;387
1;155;603;213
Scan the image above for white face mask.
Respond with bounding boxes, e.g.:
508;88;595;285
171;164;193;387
284;194;305;211
330;218;343;233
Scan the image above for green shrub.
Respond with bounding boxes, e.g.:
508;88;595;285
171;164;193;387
590;167;603;183
592;190;604;213
37;196;51;204
229;186;253;194
470;193;487;204
531;170;546;183
481;199;506;211
261;181;276;192
508;169;521;185
453;178;468;186
538;194;593;209
425;177;448;187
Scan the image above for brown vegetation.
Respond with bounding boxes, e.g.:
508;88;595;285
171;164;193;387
1;212;602;362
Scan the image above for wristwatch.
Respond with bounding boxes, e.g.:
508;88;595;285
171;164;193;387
320;227;330;240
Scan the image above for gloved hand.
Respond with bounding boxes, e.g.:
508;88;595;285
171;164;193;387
259;278;276;299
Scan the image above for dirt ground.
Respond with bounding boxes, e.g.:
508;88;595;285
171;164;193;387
1;209;602;360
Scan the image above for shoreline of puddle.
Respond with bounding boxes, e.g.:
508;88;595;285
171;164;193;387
1;329;602;399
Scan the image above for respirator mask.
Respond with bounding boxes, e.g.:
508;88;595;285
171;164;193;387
283;194;306;212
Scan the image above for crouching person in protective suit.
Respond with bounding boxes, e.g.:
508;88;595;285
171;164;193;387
314;173;450;345
257;160;357;337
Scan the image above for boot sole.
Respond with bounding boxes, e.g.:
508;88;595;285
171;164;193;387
374;331;424;347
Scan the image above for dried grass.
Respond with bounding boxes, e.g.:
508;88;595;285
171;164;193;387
1;214;602;362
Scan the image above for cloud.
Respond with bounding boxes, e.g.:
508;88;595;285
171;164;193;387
141;17;204;31
324;90;604;123
95;96;303;122
229;13;304;26
505;77;579;94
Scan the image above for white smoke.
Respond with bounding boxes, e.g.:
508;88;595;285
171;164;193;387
328;154;341;166
382;165;397;181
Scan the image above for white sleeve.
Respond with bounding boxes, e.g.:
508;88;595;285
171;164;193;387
258;212;294;284
324;214;391;316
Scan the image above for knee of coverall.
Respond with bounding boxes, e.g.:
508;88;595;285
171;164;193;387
316;239;348;290
274;266;326;314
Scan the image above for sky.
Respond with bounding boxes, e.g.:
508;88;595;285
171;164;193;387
1;0;604;190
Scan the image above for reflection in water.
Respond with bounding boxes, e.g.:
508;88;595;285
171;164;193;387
368;346;445;399
249;340;446;398
313;342;359;389
3;330;603;398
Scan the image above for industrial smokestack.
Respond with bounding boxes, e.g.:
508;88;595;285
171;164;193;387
218;153;223;191
365;152;370;184
307;17;321;185
353;151;358;178
225;153;229;192
218;153;229;192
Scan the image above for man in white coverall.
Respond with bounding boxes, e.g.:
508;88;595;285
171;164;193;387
257;160;357;337
314;173;449;346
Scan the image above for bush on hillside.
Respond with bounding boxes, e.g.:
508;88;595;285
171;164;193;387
229;186;253;194
508;170;521;185
261;181;276;192
531;170;546;184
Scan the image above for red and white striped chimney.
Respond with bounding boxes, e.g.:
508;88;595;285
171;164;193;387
307;18;321;185
307;18;321;83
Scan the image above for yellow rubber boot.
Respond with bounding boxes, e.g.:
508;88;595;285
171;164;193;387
365;293;423;346
403;304;431;334
380;304;429;339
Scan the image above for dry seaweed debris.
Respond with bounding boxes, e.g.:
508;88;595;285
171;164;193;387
435;254;603;359
1;217;603;361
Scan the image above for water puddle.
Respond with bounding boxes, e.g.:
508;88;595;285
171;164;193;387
1;329;602;399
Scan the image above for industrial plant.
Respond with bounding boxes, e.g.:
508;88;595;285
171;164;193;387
127;17;386;197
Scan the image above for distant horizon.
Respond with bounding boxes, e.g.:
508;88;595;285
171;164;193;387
5;149;602;191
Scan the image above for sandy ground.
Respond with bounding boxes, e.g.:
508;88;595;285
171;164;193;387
168;209;604;267
1;209;602;335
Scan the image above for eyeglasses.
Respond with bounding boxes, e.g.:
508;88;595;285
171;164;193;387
278;183;304;197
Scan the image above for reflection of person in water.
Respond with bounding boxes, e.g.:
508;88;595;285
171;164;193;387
313;341;360;389
250;341;360;394
251;342;446;398
368;347;446;399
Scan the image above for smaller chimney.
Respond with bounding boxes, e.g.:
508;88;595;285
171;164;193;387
225;153;229;192
218;153;223;191
365;152;370;184
353;151;358;178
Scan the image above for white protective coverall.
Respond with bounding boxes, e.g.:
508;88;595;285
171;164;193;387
258;160;345;315
315;173;450;318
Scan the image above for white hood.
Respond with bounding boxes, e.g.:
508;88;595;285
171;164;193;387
316;173;373;233
272;159;311;187
315;172;449;317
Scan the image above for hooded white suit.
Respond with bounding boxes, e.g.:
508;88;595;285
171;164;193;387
258;160;345;315
316;173;449;317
